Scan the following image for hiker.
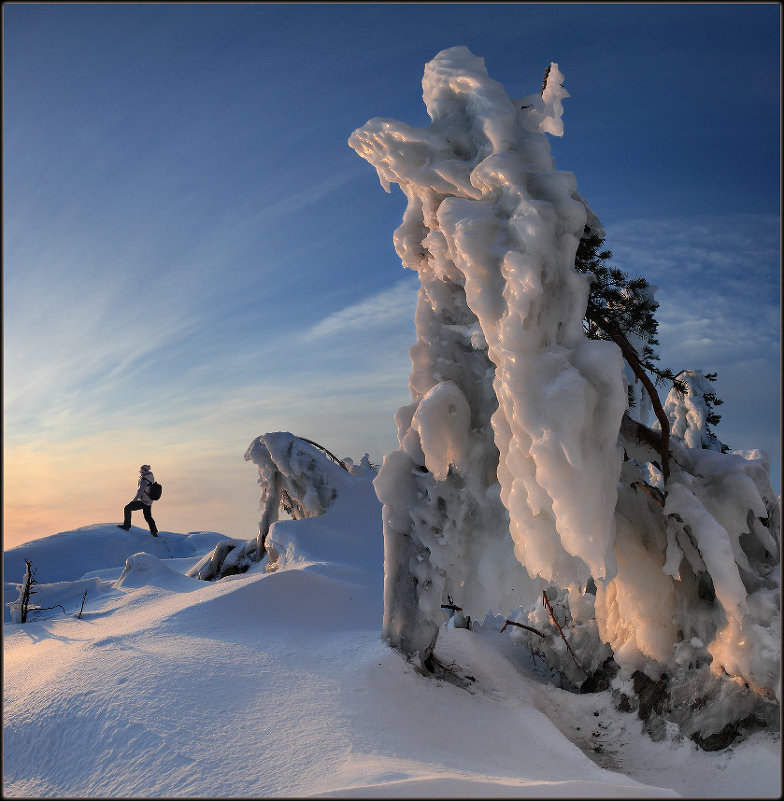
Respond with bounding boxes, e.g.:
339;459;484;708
117;464;159;537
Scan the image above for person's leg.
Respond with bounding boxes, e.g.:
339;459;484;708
142;503;158;536
119;500;143;529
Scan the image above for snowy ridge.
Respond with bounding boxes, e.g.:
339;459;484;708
4;469;780;797
3;525;230;624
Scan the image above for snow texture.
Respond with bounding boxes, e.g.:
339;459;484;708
4;490;780;797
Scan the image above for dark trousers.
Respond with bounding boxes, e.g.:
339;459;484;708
123;501;158;535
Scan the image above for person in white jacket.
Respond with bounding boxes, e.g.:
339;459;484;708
117;465;158;536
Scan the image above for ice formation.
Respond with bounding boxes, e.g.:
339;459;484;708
190;433;355;580
350;46;626;663
351;46;780;745
589;439;781;744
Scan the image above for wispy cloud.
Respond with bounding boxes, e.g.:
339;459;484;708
604;213;780;479
606;213;780;366
297;278;418;343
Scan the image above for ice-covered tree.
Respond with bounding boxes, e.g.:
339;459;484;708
665;369;727;452
351;44;627;664
189;433;356;581
350;46;779;748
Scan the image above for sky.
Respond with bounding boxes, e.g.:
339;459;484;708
3;3;781;549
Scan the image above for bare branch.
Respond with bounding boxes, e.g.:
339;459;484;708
30;604;67;618
632;481;666;508
542;591;589;676
500;620;546;638
77;590;88;620
297;437;349;472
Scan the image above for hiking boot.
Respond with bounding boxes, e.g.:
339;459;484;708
150;531;159;537
117;525;130;531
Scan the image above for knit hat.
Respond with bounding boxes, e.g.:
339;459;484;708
140;464;151;472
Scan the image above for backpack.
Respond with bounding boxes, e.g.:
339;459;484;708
148;481;163;501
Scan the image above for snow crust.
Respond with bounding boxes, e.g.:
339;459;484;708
4;498;780;797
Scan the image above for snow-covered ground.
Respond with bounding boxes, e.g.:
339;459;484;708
3;469;780;798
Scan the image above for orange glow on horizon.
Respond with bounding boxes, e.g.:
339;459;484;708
3;439;263;552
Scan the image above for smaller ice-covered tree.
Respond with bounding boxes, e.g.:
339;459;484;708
665;369;728;452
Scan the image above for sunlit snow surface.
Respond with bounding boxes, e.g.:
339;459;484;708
3;473;780;798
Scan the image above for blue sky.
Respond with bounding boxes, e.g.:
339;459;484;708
3;3;780;548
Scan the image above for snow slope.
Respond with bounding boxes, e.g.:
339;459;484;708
3;471;780;798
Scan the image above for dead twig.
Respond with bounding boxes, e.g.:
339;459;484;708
500;620;546;638
542;591;589;676
28;603;67;621
77;590;88;619
527;644;548;670
632;481;666;508
441;595;462;612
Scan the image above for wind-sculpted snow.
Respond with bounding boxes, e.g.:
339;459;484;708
3;525;229;624
116;552;204;592
3;496;780;794
350;46;626;663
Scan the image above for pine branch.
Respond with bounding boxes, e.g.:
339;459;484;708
585;306;671;482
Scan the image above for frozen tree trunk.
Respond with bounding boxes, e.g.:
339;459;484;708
256;464;280;560
351;47;626;667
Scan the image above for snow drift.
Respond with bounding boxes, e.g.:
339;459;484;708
4;482;780;796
